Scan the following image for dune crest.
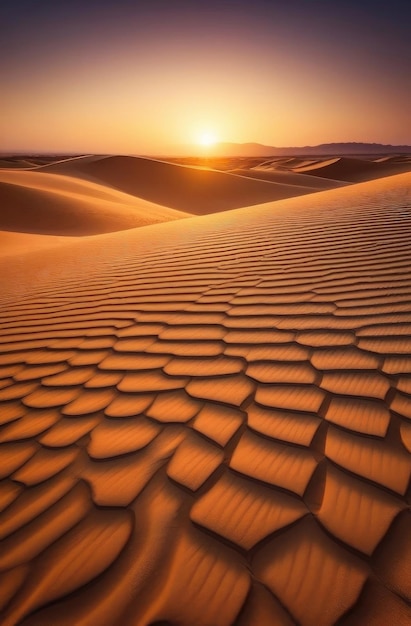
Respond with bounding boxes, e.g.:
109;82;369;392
293;155;411;182
38;154;324;213
0;169;189;237
228;166;347;189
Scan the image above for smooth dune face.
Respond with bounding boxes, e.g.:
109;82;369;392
0;231;76;259
38;155;326;213
0;169;189;236
0;173;411;625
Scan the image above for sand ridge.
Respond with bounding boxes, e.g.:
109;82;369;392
228;166;347;189
0;169;189;238
0;154;358;257
0;173;410;625
292;155;411;182
36;154;327;213
166;153;411;184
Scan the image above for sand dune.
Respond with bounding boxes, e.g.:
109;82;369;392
373;155;411;164
35;155;108;172
163;153;411;189
260;157;322;169
0;172;410;625
0;231;76;260
0;159;30;169
293;156;411;182
38;155;322;213
248;155;411;184
0;169;188;236
229;167;347;189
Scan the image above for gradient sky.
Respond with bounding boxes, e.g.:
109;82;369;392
1;0;410;154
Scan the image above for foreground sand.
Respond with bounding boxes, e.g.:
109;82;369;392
0;173;410;625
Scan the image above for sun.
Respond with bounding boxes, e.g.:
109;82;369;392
198;131;218;147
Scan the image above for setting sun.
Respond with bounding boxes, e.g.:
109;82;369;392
198;131;218;146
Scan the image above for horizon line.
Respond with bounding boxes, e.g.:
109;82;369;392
2;138;411;159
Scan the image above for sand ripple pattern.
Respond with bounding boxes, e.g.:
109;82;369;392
0;173;411;625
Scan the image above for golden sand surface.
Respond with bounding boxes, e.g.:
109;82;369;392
0;168;189;238
0;169;410;625
169;153;411;182
290;155;411;181
35;154;332;212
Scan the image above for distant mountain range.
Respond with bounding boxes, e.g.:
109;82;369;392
212;142;411;156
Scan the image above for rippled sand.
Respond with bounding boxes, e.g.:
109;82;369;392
0;171;410;625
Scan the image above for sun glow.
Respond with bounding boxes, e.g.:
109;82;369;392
198;131;218;146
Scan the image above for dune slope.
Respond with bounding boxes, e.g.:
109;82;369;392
39;155;320;213
0;231;77;260
0;173;410;626
0;170;189;236
229;167;347;189
294;156;411;182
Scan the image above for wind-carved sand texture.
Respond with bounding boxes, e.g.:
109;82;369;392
0;171;410;625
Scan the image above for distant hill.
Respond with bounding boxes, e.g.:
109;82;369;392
213;142;411;157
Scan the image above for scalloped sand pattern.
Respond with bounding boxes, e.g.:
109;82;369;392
0;172;411;625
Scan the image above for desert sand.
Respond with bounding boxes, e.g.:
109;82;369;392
36;155;326;213
0;168;189;237
0;155;410;626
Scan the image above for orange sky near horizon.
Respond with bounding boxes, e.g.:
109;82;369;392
1;1;410;154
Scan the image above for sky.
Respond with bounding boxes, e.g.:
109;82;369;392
1;0;410;154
